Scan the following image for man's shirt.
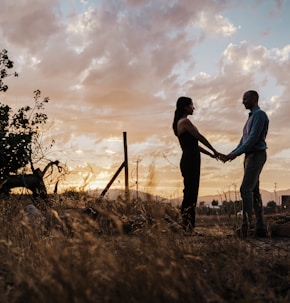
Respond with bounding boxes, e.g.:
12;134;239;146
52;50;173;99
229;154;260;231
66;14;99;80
232;107;269;156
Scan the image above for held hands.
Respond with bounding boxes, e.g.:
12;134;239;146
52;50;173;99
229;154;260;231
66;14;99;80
210;150;224;161
210;151;236;163
209;150;220;161
217;152;236;163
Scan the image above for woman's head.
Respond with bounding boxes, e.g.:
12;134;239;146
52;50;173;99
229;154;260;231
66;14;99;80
176;96;193;112
172;96;193;136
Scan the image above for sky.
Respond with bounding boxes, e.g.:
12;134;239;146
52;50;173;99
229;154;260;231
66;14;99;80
0;0;290;200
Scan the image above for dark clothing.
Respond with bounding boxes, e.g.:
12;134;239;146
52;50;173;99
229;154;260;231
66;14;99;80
178;131;199;152
178;132;201;228
233;107;269;230
233;107;268;156
241;150;267;229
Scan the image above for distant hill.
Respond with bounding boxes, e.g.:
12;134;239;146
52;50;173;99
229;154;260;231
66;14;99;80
197;189;290;206
88;188;290;206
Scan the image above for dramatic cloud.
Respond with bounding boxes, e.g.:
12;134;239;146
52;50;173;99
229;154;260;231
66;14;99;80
0;0;289;197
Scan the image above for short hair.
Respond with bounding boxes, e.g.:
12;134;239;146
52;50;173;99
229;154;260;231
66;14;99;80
246;90;259;102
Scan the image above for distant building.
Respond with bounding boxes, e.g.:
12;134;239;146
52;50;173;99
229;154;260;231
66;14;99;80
281;195;290;209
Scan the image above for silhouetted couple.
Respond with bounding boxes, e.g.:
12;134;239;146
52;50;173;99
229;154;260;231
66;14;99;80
172;91;269;237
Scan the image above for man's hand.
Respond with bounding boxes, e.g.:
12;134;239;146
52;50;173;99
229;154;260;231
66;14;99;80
217;153;227;162
224;152;237;162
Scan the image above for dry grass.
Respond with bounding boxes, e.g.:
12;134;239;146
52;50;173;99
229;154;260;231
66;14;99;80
0;193;289;303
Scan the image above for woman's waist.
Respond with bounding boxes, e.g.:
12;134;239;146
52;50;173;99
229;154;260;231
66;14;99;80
181;147;200;153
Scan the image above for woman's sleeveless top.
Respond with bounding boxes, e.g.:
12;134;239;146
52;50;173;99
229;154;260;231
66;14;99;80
178;132;198;152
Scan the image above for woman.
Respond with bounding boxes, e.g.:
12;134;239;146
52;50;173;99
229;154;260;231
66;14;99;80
172;96;219;231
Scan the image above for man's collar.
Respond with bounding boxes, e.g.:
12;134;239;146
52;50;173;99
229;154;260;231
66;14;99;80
250;106;260;113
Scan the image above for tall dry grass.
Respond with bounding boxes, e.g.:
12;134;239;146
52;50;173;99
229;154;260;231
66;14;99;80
0;193;289;303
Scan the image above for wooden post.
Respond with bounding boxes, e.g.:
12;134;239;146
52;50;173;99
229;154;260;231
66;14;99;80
99;162;125;199
97;132;129;201
123;132;129;201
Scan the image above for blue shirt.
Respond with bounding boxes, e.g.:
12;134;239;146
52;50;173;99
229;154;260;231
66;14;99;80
232;107;269;156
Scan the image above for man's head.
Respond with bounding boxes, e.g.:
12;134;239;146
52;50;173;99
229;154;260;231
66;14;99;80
243;90;259;110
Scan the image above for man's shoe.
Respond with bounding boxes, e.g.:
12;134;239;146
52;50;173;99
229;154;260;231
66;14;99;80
255;227;269;238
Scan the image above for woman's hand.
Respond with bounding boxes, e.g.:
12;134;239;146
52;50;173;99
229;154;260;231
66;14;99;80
217;153;227;162
211;152;227;162
209;152;219;160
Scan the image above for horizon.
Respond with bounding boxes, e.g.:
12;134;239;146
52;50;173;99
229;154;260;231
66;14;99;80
45;186;290;205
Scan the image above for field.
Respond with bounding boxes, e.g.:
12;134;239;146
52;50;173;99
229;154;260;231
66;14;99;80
0;193;289;303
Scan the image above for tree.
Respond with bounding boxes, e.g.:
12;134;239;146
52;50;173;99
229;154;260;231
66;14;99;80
0;90;49;176
1;50;51;181
211;199;219;206
0;49;18;92
0;50;63;199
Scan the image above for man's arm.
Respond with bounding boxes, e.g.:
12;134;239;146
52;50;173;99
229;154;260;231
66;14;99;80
233;112;266;156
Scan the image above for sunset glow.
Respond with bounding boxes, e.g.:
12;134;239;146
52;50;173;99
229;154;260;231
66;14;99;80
1;0;290;199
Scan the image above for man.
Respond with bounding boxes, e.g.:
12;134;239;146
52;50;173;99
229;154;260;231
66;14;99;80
224;90;269;237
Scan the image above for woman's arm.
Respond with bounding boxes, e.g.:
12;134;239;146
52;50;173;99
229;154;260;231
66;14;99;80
179;118;218;156
199;146;218;159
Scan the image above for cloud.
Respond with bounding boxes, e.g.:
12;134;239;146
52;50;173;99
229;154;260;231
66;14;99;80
0;0;60;49
0;0;289;194
194;12;237;38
